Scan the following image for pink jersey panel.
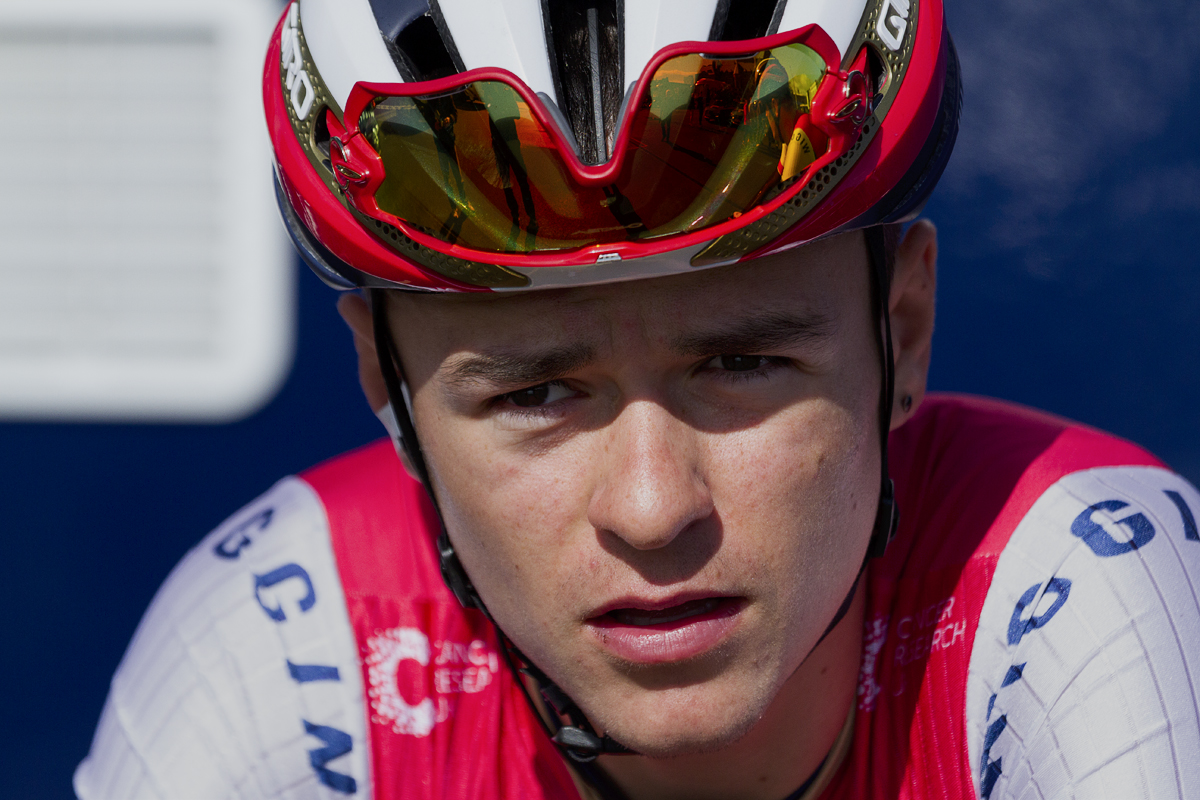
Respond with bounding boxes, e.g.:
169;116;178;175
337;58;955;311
303;444;582;800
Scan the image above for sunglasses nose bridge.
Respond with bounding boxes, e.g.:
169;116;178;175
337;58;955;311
571;159;626;188
523;91;627;185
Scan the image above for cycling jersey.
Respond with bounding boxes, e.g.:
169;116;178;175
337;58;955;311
75;394;1200;799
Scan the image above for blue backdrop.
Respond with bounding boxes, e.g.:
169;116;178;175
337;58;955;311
2;0;1197;795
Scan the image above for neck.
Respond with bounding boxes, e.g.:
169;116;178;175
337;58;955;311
589;587;865;800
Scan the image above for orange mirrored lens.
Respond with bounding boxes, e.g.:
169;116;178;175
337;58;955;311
358;42;827;254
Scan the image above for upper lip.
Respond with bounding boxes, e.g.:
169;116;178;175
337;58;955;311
586;590;740;620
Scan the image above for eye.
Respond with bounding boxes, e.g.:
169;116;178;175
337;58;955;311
698;354;790;383
712;354;770;372
500;381;576;408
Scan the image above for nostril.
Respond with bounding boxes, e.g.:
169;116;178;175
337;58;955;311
587;403;714;549
589;479;715;552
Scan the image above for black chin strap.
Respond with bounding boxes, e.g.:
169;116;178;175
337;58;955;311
369;290;634;769
865;226;901;560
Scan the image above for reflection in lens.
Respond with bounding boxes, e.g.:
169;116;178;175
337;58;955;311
358;42;828;254
623;43;827;236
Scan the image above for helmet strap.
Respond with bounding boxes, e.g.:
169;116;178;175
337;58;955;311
864;227;901;560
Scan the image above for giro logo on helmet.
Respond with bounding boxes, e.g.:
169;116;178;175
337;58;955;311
876;0;911;52
280;3;314;121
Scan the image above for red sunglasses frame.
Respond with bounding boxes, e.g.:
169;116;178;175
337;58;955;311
324;24;872;269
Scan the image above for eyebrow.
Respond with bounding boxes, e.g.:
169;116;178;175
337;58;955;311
439;310;833;388
442;343;596;387
672;310;835;356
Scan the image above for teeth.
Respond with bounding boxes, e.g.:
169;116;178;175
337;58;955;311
613;598;719;626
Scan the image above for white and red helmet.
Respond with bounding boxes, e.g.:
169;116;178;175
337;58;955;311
265;0;960;293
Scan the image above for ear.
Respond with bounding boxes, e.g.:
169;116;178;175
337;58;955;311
337;294;423;482
337;293;390;413
887;219;938;429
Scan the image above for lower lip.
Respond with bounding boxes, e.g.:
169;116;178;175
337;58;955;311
586;598;745;664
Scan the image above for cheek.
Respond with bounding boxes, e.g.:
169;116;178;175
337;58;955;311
712;397;878;592
421;422;593;622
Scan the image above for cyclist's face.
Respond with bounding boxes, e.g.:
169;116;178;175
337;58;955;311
386;232;886;757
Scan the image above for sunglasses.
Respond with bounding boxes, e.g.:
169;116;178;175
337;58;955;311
323;24;873;267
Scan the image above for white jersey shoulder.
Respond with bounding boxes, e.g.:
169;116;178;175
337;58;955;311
74;477;371;800
967;466;1200;800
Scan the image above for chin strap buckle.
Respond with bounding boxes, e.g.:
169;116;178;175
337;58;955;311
552;726;633;763
518;663;634;762
867;478;900;560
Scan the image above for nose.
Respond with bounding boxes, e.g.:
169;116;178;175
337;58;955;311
586;400;714;550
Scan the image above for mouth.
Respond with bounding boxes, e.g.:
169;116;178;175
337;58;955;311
606;597;726;626
586;596;746;664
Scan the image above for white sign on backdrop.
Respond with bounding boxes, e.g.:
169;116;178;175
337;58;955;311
0;0;292;422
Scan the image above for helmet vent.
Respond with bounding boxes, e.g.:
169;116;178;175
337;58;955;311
543;0;624;166
710;0;786;41
863;42;889;107
370;0;464;81
312;107;333;172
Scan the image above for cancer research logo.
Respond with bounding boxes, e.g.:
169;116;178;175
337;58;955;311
365;626;501;737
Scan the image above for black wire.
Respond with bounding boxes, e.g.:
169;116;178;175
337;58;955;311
864;227;901;559
496;640;632;799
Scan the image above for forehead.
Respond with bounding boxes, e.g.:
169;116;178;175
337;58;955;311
388;232;868;347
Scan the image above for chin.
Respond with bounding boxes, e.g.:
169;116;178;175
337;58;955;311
591;677;772;759
605;712;760;759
